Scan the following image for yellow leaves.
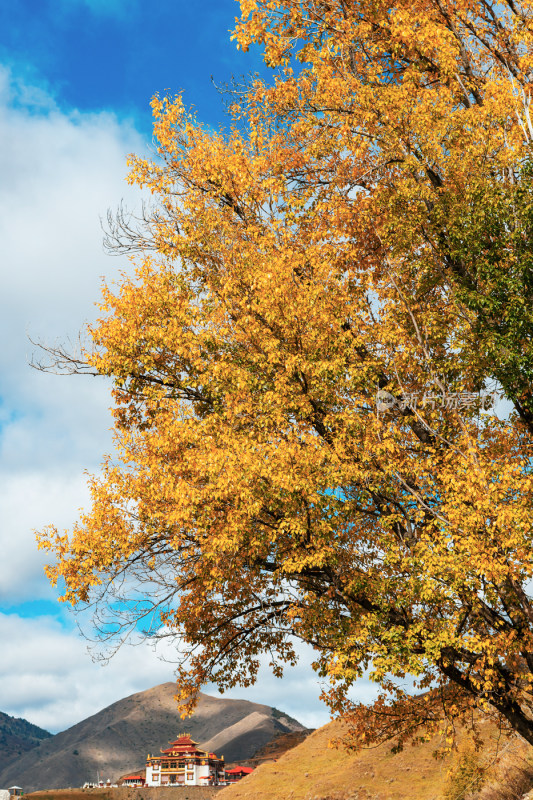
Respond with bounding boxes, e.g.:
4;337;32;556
34;0;533;753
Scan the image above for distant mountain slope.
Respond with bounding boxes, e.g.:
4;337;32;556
231;729;311;768
0;683;306;792
0;712;51;773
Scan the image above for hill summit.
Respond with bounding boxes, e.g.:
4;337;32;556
0;683;306;792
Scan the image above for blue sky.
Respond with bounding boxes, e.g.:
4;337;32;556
0;0;266;134
0;0;382;736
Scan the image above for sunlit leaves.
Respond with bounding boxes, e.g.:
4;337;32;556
38;0;533;751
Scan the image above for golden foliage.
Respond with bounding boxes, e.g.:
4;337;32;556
38;0;533;749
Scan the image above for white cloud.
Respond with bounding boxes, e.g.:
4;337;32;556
0;613;178;732
0;64;146;600
0;472;92;603
0;611;379;734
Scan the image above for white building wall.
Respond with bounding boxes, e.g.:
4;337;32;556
145;759;222;786
145;765;160;786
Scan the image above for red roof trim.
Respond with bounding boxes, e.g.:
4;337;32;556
225;767;254;775
164;735;198;746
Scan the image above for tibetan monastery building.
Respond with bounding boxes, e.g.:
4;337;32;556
145;734;225;787
225;766;254;783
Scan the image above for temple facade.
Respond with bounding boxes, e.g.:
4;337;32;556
145;734;225;787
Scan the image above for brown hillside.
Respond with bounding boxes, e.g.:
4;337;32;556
218;718;512;800
0;684;306;793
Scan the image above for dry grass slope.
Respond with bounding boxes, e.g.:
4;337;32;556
218;718;515;800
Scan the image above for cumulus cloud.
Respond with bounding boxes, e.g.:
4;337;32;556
0;473;92;603
0;613;178;732
0;64;145;601
0;611;374;734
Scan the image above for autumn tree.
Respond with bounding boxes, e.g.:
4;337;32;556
39;0;533;750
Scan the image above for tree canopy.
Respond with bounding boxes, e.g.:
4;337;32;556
39;0;533;750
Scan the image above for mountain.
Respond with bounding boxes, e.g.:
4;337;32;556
0;712;51;773
231;729;311;768
0;683;306;792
